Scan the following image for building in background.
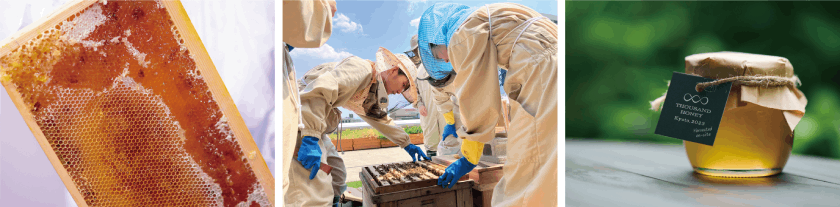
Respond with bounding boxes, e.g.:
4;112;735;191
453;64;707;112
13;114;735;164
391;108;420;120
341;114;363;123
540;13;558;24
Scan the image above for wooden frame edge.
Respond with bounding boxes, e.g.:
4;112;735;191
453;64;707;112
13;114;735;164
161;0;276;205
2;0;274;205
0;1;95;206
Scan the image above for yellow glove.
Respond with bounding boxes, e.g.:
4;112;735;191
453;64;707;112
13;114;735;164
461;139;484;165
443;110;455;125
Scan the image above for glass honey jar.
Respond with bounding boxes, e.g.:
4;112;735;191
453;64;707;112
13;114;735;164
681;52;807;177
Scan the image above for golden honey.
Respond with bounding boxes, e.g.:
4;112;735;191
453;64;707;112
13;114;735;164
680;52;806;178
0;1;271;206
685;103;793;177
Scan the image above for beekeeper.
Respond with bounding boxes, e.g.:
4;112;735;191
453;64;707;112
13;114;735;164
405;35;463;157
282;0;338;206
417;3;558;206
287;61;352;207
290;47;429;206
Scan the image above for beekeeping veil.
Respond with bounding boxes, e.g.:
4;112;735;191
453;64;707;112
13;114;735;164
375;47;419;105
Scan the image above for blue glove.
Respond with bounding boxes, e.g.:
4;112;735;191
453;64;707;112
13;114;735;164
438;157;476;189
499;69;507;87
441;124;457;142
404;144;431;162
297;136;321;180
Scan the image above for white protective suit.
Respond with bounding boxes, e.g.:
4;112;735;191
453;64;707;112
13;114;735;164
436;98;463;156
436;3;558;206
322;134;347;199
288;56;414;206
296;56;412;148
281;0;335;206
412;64;463;155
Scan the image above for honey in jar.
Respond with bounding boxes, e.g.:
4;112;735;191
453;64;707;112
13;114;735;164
681;52;807;177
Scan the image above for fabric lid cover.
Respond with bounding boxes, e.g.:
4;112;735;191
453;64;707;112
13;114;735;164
684;51;807;133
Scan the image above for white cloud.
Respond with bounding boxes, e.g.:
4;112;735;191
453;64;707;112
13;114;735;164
333;13;364;34
406;0;427;13
410;17;420;28
290;44;353;62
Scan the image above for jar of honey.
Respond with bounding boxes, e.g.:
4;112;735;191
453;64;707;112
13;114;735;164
681;52;807;177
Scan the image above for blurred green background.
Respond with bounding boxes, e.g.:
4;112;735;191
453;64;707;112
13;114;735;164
566;2;840;159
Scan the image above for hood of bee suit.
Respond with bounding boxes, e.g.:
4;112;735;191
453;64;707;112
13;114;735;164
405;35;422;67
375;47;419;105
417;2;477;80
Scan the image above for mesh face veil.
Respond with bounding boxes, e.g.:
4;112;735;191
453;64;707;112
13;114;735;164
417;2;476;81
418;71;456;88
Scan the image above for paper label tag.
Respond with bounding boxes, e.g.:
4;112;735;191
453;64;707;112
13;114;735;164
655;72;732;146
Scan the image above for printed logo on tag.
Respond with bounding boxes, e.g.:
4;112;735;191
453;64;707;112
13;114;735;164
655;72;731;146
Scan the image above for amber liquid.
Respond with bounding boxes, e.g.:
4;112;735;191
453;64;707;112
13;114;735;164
685;103;793;177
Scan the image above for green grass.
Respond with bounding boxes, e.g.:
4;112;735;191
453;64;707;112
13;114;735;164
328;126;424;140
347;180;363;189
404;126;423;134
327;128;377;140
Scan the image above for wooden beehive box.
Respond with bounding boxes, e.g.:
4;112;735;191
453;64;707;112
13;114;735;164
360;160;474;207
434;154;504;207
0;0;273;206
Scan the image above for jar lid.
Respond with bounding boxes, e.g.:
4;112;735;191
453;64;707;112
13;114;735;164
685;52;794;79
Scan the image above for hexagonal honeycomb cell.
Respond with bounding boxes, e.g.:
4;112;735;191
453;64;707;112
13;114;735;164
0;1;272;206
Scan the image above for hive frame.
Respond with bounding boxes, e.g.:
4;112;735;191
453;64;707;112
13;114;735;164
0;0;275;206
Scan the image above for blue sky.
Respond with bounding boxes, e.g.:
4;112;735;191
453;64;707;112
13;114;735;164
289;0;558;118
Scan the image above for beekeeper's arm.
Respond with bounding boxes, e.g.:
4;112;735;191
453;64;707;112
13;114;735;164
360;114;428;162
431;87;459;143
283;0;335;48
299;57;373;138
432;87;457;116
412;87;425;109
446;31;503;166
357;115;411;148
412;87;428;116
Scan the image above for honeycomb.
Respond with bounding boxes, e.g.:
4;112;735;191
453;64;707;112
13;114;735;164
0;1;270;206
370;161;447;185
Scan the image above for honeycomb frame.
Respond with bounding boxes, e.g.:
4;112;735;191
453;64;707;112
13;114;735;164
0;0;274;206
